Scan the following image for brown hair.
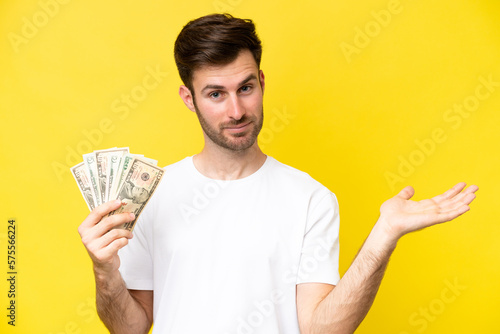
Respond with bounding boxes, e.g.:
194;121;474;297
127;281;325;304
174;13;262;94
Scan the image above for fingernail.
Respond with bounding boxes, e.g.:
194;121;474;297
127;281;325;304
115;199;121;205
129;213;135;220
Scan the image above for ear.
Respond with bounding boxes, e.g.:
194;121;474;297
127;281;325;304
259;70;265;94
179;85;196;112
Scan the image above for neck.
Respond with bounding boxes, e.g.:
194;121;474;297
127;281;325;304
193;142;267;180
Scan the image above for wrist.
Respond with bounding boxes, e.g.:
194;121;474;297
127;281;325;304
93;265;122;289
365;218;401;254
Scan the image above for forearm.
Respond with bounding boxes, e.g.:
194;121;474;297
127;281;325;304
94;268;152;334
309;222;398;334
304;183;478;333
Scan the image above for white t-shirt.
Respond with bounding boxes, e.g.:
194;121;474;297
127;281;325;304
118;156;340;333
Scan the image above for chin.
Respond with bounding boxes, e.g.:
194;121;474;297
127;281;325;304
225;138;257;151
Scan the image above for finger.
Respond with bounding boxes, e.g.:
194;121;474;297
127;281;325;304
463;184;479;194
92;212;135;239
80;199;123;230
442;190;477;209
397;186;415;200
80;212;135;247
415;205;470;228
85;229;132;257
430;193;475;222
444;185;478;205
431;182;467;203
436;203;471;223
456;192;477;207
93;228;133;251
90;236;130;265
102;236;131;256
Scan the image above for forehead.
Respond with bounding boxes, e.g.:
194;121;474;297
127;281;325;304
191;50;259;90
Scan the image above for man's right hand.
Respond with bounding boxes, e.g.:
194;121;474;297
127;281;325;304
78;201;152;333
78;199;135;275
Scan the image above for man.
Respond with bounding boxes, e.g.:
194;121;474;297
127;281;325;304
118;180;149;205
78;13;478;334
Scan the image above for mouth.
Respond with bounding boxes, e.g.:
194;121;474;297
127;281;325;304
223;121;252;133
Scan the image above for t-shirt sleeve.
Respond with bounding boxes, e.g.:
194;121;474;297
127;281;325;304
296;191;340;285
118;211;154;290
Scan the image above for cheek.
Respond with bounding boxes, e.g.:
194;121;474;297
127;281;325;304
198;100;227;119
248;90;264;106
245;96;263;112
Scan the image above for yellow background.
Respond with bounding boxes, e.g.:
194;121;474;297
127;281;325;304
1;0;499;333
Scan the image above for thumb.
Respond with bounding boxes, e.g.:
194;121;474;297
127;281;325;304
397;186;415;200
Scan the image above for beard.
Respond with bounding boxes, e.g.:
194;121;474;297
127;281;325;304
193;101;264;152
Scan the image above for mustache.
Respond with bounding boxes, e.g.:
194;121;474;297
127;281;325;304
220;115;253;129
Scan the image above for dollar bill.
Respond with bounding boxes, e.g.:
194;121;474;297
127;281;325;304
83;152;102;206
71;162;97;211
72;148;162;231
95;147;130;203
109;154;135;201
96;151;109;205
107;158;164;231
108;154;157;200
106;150;127;202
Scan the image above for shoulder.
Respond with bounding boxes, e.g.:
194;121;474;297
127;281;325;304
162;156;193;173
265;156;333;197
146;156;194;201
266;157;313;178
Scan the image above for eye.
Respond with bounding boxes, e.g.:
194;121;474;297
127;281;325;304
209;91;221;99
240;85;252;93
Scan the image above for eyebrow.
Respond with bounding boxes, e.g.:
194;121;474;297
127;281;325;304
200;73;258;94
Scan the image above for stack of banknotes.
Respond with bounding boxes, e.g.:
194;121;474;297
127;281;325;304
71;147;164;231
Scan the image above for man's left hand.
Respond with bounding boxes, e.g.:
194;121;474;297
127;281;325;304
377;182;479;242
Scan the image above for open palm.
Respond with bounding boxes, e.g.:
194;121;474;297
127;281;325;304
379;182;478;239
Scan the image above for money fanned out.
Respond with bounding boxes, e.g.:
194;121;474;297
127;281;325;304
71;148;164;231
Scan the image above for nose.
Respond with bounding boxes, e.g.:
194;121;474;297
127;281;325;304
228;94;245;120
